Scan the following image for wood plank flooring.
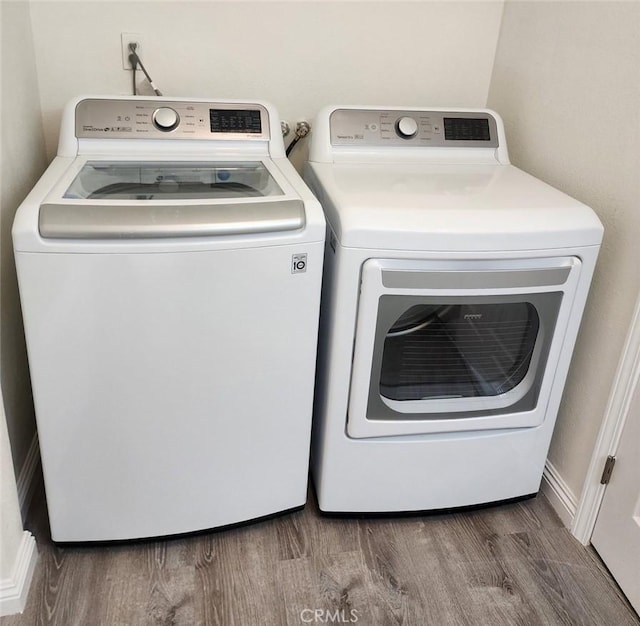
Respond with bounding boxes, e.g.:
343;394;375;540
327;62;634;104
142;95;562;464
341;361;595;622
3;480;638;626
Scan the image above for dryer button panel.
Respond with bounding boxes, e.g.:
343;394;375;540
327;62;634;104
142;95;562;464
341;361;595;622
329;109;499;148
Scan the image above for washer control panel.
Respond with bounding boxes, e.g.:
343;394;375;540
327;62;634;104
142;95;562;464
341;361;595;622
329;109;499;148
75;99;270;141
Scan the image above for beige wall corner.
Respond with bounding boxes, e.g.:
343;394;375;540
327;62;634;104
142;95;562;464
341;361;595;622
488;2;640;504
1;0;48;476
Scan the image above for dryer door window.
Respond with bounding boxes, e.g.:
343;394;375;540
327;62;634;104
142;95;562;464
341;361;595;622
380;302;540;402
346;257;583;439
369;293;560;419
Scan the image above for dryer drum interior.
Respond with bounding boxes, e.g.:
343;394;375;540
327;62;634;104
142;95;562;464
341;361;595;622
380;302;540;401
362;290;564;423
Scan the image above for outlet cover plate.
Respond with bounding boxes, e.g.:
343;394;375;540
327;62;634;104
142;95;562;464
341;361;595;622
121;33;143;70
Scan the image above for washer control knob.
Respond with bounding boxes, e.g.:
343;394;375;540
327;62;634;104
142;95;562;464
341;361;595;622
396;116;418;139
152;107;180;131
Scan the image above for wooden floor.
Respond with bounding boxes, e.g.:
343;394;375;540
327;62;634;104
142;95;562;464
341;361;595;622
3;482;638;626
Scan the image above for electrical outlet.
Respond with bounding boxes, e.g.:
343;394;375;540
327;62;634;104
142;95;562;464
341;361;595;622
121;33;143;70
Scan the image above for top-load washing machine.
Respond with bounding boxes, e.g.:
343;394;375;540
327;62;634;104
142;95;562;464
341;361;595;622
13;96;325;541
305;105;603;513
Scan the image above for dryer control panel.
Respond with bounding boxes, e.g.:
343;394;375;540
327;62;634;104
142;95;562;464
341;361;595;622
75;99;270;141
329;109;499;148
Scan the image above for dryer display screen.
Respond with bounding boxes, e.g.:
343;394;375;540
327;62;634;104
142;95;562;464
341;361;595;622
210;109;262;134
444;117;491;142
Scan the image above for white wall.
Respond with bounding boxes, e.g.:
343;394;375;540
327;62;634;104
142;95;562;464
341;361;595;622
0;1;44;613
1;1;47;481
28;0;505;163
488;2;640;499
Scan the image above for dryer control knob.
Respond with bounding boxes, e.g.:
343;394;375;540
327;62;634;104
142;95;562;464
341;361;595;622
396;116;418;139
152;107;180;131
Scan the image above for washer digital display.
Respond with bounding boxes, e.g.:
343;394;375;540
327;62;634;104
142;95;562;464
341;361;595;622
210;109;262;134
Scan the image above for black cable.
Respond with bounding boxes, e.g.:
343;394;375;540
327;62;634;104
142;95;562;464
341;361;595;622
128;43;162;96
128;50;138;96
286;135;301;157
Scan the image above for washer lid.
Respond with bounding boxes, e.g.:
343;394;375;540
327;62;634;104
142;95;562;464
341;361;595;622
306;162;603;251
40;159;304;239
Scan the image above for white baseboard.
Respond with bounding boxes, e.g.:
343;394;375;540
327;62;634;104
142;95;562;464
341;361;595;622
541;460;578;529
0;531;38;616
16;433;40;521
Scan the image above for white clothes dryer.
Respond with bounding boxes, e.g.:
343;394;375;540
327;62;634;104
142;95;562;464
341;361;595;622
13;96;325;541
304;106;603;513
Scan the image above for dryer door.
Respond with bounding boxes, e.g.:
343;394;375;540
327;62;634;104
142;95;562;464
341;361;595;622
347;257;582;438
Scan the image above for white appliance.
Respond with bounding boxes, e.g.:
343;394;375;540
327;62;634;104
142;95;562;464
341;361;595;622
305;106;603;513
13;96;325;541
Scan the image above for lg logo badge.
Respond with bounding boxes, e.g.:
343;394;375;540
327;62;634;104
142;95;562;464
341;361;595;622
292;253;308;274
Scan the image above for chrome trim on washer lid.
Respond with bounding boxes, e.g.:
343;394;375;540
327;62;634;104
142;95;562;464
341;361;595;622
38;199;305;239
